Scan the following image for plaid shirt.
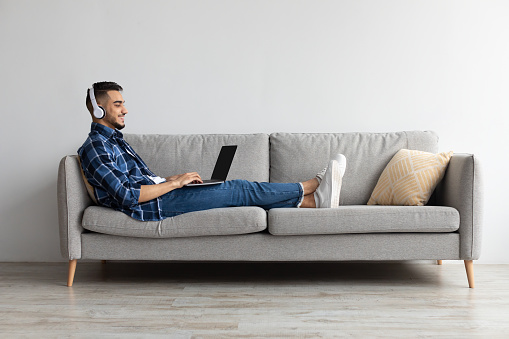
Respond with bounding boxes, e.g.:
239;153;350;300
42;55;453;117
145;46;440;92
78;123;163;221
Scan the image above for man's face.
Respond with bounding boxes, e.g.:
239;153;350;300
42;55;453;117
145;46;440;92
99;90;128;130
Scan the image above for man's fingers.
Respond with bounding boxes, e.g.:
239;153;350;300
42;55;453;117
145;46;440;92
175;172;203;187
186;172;202;181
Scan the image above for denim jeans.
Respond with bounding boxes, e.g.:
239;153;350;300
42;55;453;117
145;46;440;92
160;179;304;218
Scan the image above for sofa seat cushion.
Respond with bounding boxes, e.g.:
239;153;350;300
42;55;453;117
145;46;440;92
83;206;267;238
268;206;459;235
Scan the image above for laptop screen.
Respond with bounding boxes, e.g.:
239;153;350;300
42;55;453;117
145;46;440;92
211;145;237;180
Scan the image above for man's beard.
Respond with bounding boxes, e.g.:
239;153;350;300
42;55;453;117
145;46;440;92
107;115;125;130
113;122;125;130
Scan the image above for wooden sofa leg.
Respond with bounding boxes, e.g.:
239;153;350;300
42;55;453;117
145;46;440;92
464;260;475;288
67;259;77;287
437;260;443;265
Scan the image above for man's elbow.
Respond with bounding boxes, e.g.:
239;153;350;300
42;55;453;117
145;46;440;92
117;186;142;209
122;197;140;209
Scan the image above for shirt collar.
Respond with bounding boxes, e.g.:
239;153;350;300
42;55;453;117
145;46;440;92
91;122;124;139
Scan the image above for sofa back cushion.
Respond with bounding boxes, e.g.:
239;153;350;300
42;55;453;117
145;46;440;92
270;131;439;205
124;133;270;182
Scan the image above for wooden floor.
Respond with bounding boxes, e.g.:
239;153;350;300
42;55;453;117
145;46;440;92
1;261;508;338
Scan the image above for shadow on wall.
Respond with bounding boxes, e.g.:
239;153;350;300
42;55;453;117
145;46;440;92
0;180;62;261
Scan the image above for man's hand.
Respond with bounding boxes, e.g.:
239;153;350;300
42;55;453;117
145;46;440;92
170;172;203;188
139;172;203;203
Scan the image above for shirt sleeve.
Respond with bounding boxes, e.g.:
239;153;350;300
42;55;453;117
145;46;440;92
80;140;141;209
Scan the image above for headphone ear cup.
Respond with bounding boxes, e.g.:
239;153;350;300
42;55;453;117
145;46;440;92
89;87;106;119
93;106;106;119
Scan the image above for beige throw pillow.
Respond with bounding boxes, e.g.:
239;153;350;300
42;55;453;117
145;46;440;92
367;149;453;206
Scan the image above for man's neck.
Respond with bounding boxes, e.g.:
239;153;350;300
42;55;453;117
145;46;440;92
94;120;116;131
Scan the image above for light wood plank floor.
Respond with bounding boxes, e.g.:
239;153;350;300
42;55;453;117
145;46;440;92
1;262;508;338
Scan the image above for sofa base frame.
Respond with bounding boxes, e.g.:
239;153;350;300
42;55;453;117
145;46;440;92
66;259;476;288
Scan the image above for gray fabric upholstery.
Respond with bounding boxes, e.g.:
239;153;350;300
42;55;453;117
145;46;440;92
57;131;482;267
58;156;94;259
269;131;438;205
124;133;270;182
81;232;460;261
433;154;483;260
268;206;459;235
83;206;267;238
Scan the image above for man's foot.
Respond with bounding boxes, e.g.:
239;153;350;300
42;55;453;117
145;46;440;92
316;154;347;183
314;160;342;208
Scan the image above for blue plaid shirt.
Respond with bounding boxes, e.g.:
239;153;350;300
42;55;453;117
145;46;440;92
78;123;164;221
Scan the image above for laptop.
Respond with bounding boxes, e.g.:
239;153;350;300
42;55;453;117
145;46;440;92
186;145;237;186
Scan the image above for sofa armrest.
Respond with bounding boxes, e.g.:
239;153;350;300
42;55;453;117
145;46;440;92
434;154;483;259
57;155;94;260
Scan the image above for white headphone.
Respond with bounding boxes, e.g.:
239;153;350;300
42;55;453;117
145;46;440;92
89;87;106;119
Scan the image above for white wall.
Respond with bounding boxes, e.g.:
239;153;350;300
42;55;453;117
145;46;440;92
1;0;508;262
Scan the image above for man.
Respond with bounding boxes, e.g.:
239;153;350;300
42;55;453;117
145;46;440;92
78;81;346;221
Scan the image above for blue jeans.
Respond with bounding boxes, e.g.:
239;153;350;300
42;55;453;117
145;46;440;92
160;179;304;218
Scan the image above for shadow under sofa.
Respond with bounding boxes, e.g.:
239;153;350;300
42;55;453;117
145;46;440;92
58;131;482;288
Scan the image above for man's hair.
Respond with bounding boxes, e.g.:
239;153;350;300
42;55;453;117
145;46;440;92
86;81;123;115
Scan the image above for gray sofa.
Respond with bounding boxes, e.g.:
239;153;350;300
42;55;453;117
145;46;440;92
58;131;483;287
